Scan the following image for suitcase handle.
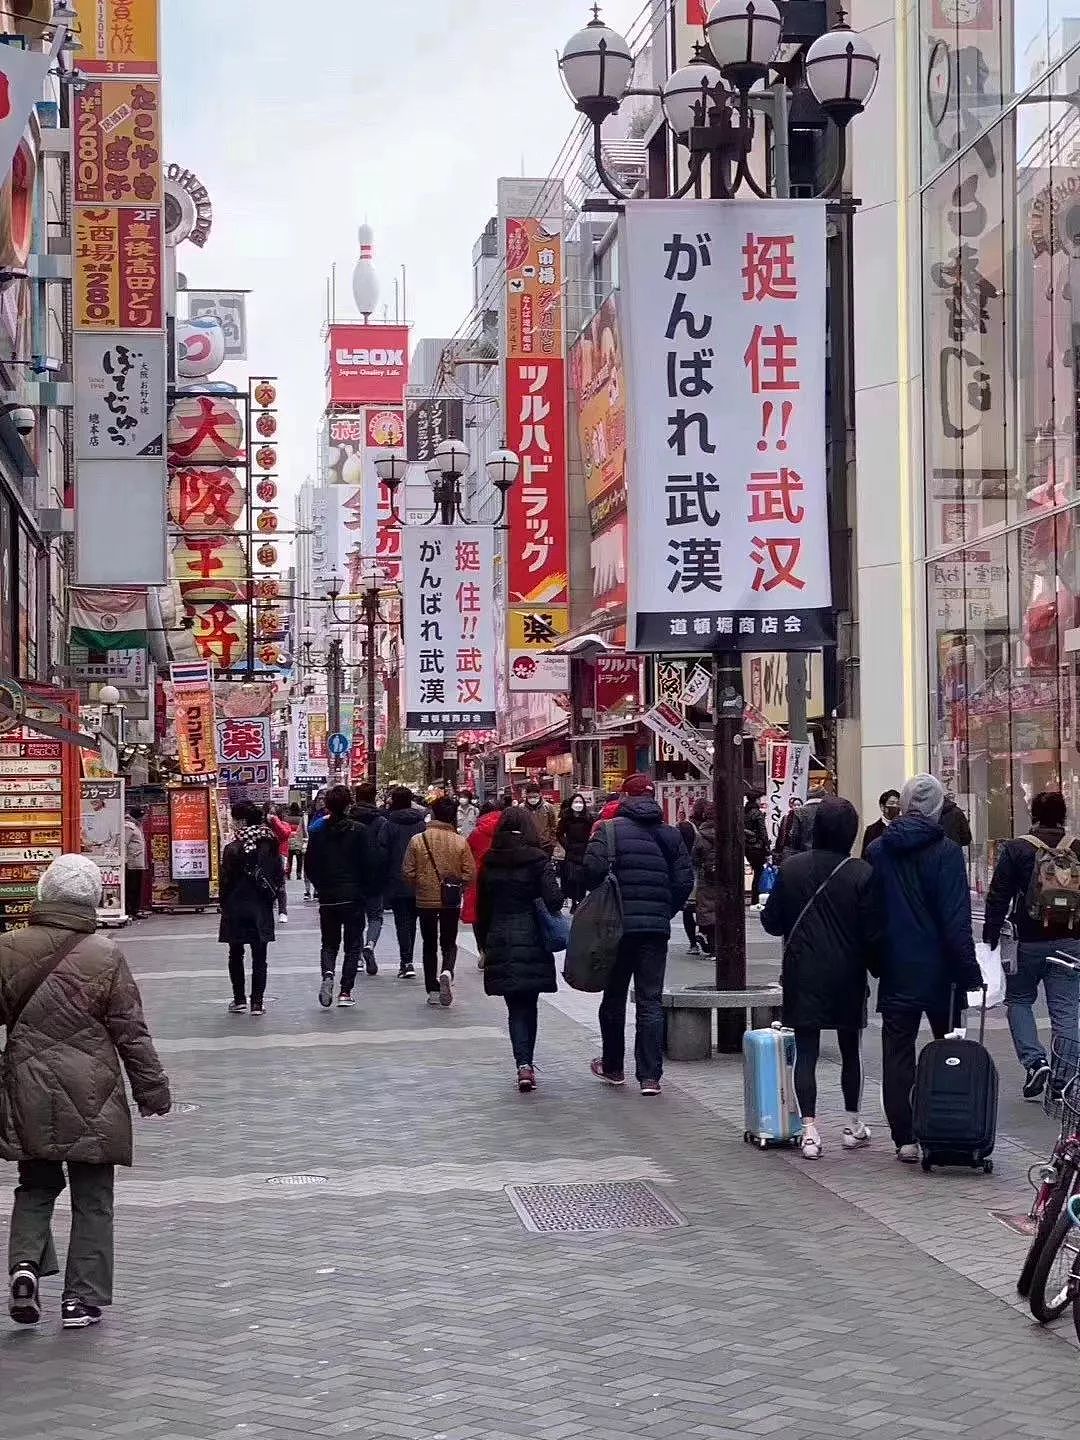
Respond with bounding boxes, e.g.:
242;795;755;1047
949;983;988;1045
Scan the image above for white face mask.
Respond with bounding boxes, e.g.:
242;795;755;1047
527;796;541;807
572;801;585;812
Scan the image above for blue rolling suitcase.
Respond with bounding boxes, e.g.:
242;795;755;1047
743;1024;803;1149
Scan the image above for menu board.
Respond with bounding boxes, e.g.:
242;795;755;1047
141;789;177;910
0;689;79;930
79;777;125;921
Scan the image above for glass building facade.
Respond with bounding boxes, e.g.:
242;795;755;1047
921;1;1080;887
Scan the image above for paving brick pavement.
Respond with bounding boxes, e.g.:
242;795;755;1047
2;884;1079;1439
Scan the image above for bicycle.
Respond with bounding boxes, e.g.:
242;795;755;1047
1067;1194;1080;1344
1015;952;1080;1313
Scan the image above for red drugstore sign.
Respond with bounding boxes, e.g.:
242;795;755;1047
327;324;409;407
506;357;569;605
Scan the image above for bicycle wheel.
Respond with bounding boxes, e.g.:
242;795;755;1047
1029;1208;1080;1324
1018;1178;1073;1298
1072;1248;1080;1346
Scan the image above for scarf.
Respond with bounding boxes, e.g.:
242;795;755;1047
234;824;266;856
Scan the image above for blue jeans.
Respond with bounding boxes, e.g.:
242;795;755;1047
598;933;668;1083
1005;940;1080;1071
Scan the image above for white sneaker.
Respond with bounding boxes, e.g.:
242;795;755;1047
426;992;442;1008
896;1143;920;1165
439;970;454;1007
842;1123;872;1151
800;1131;822;1160
278;913;288;925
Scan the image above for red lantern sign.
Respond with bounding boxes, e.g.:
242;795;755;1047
253;381;276;408
256;412;278;438
254;577;281;601
188;602;248;669
256;509;278;533
257;542;278;567
256;478;278;503
255;445;277;471
173;534;247;604
168;467;245;532
168;395;244;463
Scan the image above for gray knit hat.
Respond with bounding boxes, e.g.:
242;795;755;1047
900;773;945;822
37;854;103;908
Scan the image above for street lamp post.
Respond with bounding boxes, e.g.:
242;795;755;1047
558;3;878;1016
300;634;345;781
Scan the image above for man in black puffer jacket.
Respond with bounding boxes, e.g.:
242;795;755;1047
582;774;693;1095
304;785;372;1009
383;787;428;979
349;781;391;978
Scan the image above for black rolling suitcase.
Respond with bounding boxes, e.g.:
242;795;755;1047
912;986;998;1174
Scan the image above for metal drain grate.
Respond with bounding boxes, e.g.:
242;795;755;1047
266;1174;329;1188
505;1180;686;1235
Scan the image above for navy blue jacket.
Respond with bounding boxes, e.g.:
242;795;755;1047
983;826;1080;946
384;806;428;902
583;798;693;937
868;814;979;1011
303;816;370;907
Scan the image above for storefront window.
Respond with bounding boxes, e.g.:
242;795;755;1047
0;496;11;677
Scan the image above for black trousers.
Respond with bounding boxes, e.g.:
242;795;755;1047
228;942;268;1006
285;850;304;878
124;868;143;917
319;904;363;991
391;897;418;968
748;862;766;905
418;908;459;992
8;1160;114;1307
792;1027;863;1118
506;992;540;1067
881;1003;953;1147
682;904;698;948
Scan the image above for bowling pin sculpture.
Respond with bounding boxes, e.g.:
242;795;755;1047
352;223;380;320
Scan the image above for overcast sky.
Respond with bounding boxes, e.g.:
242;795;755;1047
164;0;646;516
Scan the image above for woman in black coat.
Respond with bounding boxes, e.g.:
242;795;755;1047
760;797;882;1160
555;794;593;912
219;801;284;1017
475;807;563;1091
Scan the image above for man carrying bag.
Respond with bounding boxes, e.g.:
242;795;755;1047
576;778;693;1096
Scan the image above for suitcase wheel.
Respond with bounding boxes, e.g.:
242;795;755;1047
982;1159;994;1175
758;1138;768;1150
921;1156;932;1173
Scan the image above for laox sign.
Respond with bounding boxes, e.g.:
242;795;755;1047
327;322;409;407
336;345;404;367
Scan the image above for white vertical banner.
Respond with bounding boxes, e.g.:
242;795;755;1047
621;199;831;654
402;526;497;731
764;739;812;845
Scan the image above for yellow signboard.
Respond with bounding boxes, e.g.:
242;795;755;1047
508;606;570;652
77;0;160;76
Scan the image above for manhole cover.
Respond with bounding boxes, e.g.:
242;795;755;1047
266;1174;329;1188
989;1210;1037;1237
505;1180;686;1234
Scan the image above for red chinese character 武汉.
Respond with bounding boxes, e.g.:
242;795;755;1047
746;469;805;524
749;536;805;592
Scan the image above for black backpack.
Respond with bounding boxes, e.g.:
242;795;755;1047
563;823;623;992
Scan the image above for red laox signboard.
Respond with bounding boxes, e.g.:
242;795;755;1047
327;324;409;407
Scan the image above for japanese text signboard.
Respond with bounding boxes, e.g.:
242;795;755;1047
216;717;272;805
79;777;125;920
764;739;811;845
406;397;465;464
363;408;405;585
621;200;832;653
170;662;217;784
327;324;409;407
77;0;160;75
74;205;163;331
402;527;497;731
74;79;162;206
74;333;166;459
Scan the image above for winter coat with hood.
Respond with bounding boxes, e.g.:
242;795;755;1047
983;823;1080;947
348;802;391;895
384;805;428;902
744;802;769;866
692;821;718;916
761;798;883;1030
583;797;694;937
0;900;171;1166
940;798;972;848
476;831;563;996
402;820;477;910
867;814;979;1011
304;815;370;906
462;807;502;925
777;792;826;863
219;832;283;945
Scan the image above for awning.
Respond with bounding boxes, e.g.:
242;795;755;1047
501;718;571;768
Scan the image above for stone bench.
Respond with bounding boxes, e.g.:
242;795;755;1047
661;984;784;1061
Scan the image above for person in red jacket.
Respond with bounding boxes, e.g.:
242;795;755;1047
263;804;295;925
463;803;504;964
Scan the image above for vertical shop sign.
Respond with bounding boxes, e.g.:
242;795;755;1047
170;662;217;782
79;777;125;920
363;407;406;585
402;526;497;730
77;0;160;75
621;199;831;652
169;786;210;881
764;739;811;846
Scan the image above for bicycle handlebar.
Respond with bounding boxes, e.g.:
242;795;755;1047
1049;952;1080;973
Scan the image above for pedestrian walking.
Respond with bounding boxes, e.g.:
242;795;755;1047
349;781;391;977
677;805;701;954
384;787;428;979
457;790;480;839
867;774;982;1162
123;807;147;920
744;792;770;908
983;789;1080;1101
303;785;371;1009
2;855;171;1331
556;793;594;913
219;802;283;1016
523;783;558;855
462;801;503;953
940;792;973;849
691;806;718;958
263;803;294;924
777;776;834;863
582;776;693;1095
402;795;476;1007
860;788;900;858
286;802;308;880
761;797;883;1159
475;808;564;1091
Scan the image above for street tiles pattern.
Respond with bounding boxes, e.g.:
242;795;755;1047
2;896;1078;1439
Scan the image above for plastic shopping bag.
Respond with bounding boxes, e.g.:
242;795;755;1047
970;941;1006;1010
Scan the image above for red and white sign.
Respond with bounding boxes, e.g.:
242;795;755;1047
327;323;409;407
595;654;642;717
506;357;569;605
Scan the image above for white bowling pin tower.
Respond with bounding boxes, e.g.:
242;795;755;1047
352;223;380;320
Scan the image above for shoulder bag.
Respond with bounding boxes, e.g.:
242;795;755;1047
784;857;852;952
563;822;623;991
3;931;87;1040
422;832;464;911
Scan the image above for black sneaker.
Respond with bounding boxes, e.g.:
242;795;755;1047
8;1266;40;1325
1023;1062;1051;1101
61;1298;102;1329
397;963;416;979
318;974;334;1009
363;946;379;977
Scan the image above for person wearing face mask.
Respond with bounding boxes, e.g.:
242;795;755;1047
523;783;558;856
861;789;901;859
457;791;479;840
556;793;594;913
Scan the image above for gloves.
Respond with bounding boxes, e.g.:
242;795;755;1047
959;962;985;994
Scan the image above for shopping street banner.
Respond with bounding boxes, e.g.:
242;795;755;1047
641;701;713;776
402;526;497;731
74;334;167;459
170;661;217;783
764;739;811;845
169;786;210;881
621;199;832;653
